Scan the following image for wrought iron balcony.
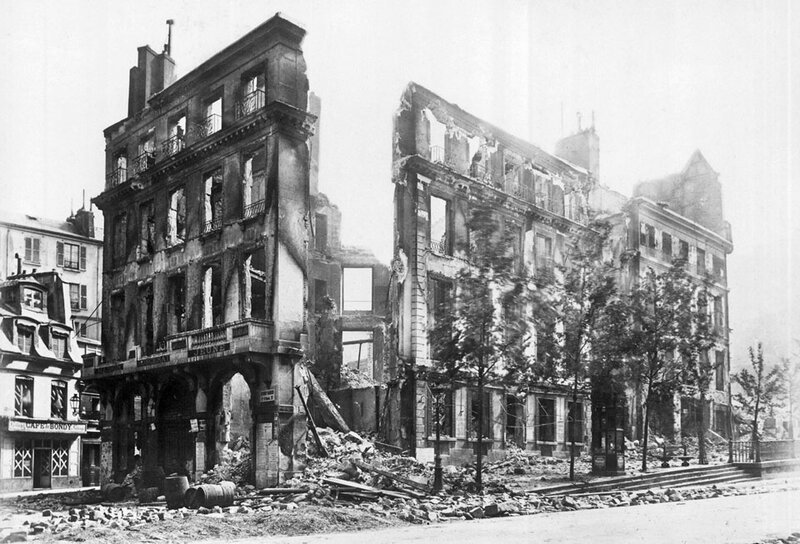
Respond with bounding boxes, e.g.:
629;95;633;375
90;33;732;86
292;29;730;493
106;167;127;187
196;114;222;138
162;134;185;157
243;199;266;220
203;215;223;234
130;151;157;177
470;162;487;181
235;89;266;119
429;237;450;256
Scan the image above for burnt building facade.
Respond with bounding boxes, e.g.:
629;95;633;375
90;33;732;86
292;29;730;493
389;83;595;463
87;14;315;487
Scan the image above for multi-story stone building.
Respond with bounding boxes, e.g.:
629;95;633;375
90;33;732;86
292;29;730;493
0;208;103;356
388;83;595;463
87;14;315;487
0;270;90;491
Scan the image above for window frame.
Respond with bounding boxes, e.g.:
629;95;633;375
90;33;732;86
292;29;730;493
50;380;67;420
24;237;41;265
15;376;34;417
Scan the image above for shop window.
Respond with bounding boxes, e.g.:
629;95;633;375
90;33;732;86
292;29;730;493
342;267;373;311
15;376;33;417
537;398;556;442
138;200;155;257
567;401;584;443
52;441;70;476
167;187;186;246
13;440;32;478
24;237;40;264
429;195;451;255
51;380;67;420
167;273;186;335
17;326;34;354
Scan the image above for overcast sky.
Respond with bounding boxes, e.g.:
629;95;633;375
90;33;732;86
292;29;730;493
0;0;797;368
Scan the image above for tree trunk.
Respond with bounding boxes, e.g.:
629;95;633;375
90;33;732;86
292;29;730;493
697;390;707;464
476;372;484;492
752;398;760;463
569;372;578;480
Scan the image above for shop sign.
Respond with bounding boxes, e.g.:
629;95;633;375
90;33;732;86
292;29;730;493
259;389;276;404
8;419;87;434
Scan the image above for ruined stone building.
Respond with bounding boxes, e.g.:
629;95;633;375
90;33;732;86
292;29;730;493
388;83;596;463
0;271;91;491
86;14;315;487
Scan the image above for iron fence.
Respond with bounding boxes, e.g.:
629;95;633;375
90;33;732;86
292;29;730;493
731;439;799;462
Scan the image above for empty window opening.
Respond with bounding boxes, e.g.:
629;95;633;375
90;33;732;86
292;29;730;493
203;95;222;136
429;195;450;255
204;170;224;233
24;237;40;264
139;200;155;257
140;284;154;355
696;248;706;275
535;234;553;272
246;249;267;320
342;331;374;378
715;351;726;391
51;380;67;420
662;232;672;258
242;149;266;217
167;274;186;335
640;223;656;248
713;255;725;281
203;264;223;327
342;267;373;311
110;292;125;360
238;71;266;117
167;187;186;246
164;114;186;156
678;240;689;261
537;398;556;442
15;376;33;417
113;212;128;267
424;109;447;163
315;214;328;253
109;152;128;186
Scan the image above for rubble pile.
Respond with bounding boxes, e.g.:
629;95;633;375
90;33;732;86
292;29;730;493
624;435;732;471
200;440;252;485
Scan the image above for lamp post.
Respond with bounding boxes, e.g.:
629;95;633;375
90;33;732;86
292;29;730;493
431;384;445;493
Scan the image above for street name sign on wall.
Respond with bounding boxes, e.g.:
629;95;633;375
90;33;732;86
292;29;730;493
8;419;87;434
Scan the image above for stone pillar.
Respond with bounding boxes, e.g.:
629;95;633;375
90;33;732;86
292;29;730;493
491;390;504;444
414;378;428;450
253;412;279;487
454;387;467;440
411;177;430;364
555;397;566;448
525;394;537;447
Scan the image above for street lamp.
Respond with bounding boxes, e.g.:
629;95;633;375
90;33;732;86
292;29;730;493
70;393;80;417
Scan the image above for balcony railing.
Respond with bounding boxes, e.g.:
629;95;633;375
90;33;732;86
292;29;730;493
130;151;156;177
429;237;450;256
235;89;266;119
191;325;227;346
430;145;445;164
162;135;185;157
243;199;266;220
203;216;223;234
505;179;534;202
470;162;487;182
106;167;127;187
196;114;222;138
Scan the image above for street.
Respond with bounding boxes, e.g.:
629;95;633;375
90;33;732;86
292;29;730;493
202;488;800;544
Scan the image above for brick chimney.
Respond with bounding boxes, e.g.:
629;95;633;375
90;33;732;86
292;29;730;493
128;46;176;117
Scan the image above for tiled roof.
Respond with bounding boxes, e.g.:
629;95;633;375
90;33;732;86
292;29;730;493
0;210;99;241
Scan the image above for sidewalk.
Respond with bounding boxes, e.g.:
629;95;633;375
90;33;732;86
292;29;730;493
0;486;99;501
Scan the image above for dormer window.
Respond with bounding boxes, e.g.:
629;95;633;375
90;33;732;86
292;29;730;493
16;325;33;353
22;288;44;311
51;333;67;360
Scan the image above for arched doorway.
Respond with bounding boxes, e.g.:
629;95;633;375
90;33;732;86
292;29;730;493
158;379;193;476
208;372;253;483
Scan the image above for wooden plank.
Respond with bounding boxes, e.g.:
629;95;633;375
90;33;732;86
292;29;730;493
352;459;431;493
323;477;413;500
295;386;328;457
304;368;351;433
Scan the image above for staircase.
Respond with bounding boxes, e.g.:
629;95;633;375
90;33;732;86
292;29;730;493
533;464;760;496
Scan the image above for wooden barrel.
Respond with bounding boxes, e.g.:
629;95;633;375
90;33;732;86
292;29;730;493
164;475;189;509
184;486;198;509
219;481;236;507
189;483;235;508
102;483;127;502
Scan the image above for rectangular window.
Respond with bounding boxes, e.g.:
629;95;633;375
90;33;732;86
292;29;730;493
164;114;186;156
24;237;41;264
247;249;267;320
713;255;725;282
315;214;328;253
51;334;67;359
167;187;186;246
22;288;44;310
567;402;584;443
203;96;222;136
468;389;492;440
715;351;726;391
167;274;186;335
429;195;451;255
51;380;67;420
537;398;556;442
57;242;82;270
17;326;33;354
679;240;689;261
15;376;33;417
113;212;127;267
342;267;373;311
662;232;672;259
640;224;656;248
427;390;454;438
429;277;453;360
237;71;266;118
203;264;223;327
69;283;87;310
342;331;374;378
242;148;266;217
204;169;224;233
713;296;724;332
139;200;155;257
696;248;706;275
52;441;69;476
72;320;87;338
13;440;32;478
